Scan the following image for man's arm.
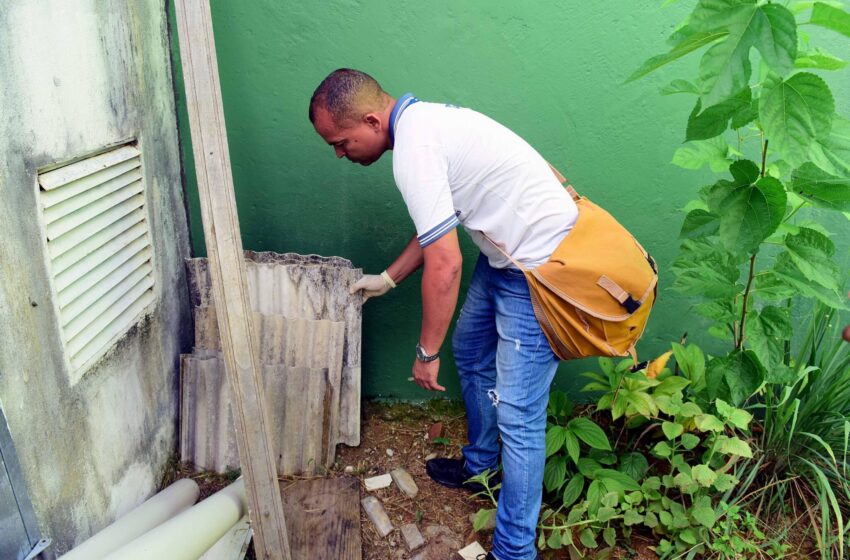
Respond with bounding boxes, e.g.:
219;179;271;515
413;229;462;391
348;234;423;299
385;234;425;284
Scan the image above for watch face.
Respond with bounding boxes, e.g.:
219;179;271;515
416;344;437;362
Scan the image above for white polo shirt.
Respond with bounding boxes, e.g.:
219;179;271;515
391;94;578;269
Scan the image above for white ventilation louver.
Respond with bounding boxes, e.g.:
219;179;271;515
38;144;155;379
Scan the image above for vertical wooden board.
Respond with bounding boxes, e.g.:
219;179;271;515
173;0;291;555
280;477;362;560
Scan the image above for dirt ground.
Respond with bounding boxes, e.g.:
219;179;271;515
333;399;496;560
167;399;661;559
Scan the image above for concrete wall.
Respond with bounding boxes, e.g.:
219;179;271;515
0;1;191;553
170;2;850;400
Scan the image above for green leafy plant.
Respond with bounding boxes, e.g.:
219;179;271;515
468;468;501;532
532;359;755;559
709;501;790;559
630;1;850;555
734;303;850;555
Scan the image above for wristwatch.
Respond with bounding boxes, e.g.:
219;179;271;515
415;343;440;363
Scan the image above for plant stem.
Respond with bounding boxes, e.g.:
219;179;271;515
736;253;757;350
760;138;768;178
785;200;807;222
537;515;622;531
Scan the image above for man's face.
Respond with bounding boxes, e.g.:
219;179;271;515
312;107;387;166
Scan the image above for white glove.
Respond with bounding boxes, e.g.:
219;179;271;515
350;270;396;301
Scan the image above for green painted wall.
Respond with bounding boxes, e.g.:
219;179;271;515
169;1;850;400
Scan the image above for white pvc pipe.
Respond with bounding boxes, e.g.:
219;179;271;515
60;478;200;560
102;478;247;560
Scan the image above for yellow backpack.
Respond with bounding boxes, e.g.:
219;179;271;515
488;167;658;362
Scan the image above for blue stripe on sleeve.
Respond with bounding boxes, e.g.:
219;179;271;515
418;213;461;248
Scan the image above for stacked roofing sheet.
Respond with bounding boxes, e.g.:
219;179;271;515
180;252;362;475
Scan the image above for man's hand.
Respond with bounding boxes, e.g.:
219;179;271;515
412;358;446;392
349;271;395;301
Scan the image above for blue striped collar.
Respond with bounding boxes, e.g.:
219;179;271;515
389;92;419;148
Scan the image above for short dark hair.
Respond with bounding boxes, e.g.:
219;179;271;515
309;68;389;125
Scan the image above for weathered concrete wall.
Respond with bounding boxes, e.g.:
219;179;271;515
0;1;191;553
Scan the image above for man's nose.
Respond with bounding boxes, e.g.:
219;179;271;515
335;146;345;158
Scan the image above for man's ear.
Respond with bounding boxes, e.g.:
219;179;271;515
363;112;382;132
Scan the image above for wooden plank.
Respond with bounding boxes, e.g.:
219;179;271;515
280;477;362;560
172;1;291;558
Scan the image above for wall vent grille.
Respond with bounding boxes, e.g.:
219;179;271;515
38;144;155;378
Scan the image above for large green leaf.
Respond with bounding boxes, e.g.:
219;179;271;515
672;137;732;172
673;267;740;298
795;49;848;71
745;305;792;369
672;239;742;298
545;425;567;458
759;72;835;167
544;454;567;492
772;252;846;308
626;30;729;82
809;115;850;177
705;358;730;402
565;431;580;464
693;300;738;324
698;35;753;108
718;176;787;253
811;2;850;38
691;0;758;30
753;4;799;73
672;342;706;393
791;163;850;211
715;435;754;457
692;465;718;488
693;1;797;105
618;452;649;482
568;418;611;451
562;474;585;507
597;469;641;492
730;159;761;185
680;209;719;238
703;179;740;213
662;421;685;439
686;87;752;141
783;227;840;291
754;270;798;300
707;351;764;406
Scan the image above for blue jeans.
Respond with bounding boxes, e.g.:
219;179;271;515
452;253;559;560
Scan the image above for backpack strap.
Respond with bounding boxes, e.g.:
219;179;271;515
483;161;579;269
481;232;528;272
547;162;581;202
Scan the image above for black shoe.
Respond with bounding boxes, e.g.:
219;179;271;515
425;458;499;495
